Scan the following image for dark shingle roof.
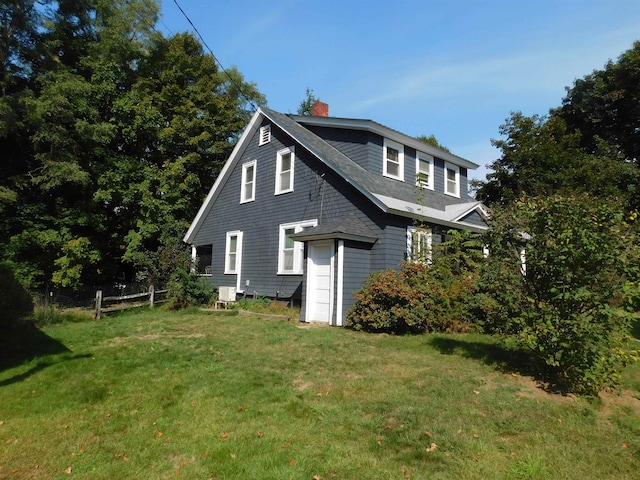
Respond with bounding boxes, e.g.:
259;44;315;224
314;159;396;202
261;107;471;213
290;213;378;243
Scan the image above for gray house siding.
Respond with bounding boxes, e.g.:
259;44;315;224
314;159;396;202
342;241;373;321
199;118;392;302
302;126;373;170
460;210;486;228
185;107;488;323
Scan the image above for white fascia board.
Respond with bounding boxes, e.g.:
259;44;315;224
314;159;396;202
373;194;488;232
292;115;479;170
446;201;489;222
183;108;264;244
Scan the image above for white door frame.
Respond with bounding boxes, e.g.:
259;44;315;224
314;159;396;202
305;240;335;324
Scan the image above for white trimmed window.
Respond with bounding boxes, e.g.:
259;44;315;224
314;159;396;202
240;160;256;203
259;124;271;146
416;153;434;189
275;146;295;195
278;219;317;274
407;226;432;264
383;138;404;181
444;162;460;197
225;231;243;274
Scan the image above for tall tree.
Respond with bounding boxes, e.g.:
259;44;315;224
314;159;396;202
474;112;639;208
557;40;640;164
0;0;266;290
475;41;640;209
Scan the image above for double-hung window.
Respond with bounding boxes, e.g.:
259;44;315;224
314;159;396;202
278;219;317;274
225;231;243;274
240;160;256;203
275;147;294;194
444;162;460;197
416;153;434;189
383;139;404;181
407;226;432;264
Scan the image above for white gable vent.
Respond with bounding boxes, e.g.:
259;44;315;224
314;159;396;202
259;124;271;146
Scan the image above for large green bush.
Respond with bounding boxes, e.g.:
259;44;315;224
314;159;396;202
347;231;482;334
479;195;640;394
166;269;214;310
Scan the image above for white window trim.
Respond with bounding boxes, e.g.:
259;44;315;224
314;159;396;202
275;146;295;195
224;230;243;275
278;219;318;275
259;124;271;146
383;138;404;181
240;160;257;203
416;152;434;190
444;162;460;198
407;225;433;264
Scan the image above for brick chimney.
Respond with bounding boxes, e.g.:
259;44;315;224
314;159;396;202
311;100;329;117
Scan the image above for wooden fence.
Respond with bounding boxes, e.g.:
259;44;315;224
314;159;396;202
94;285;167;319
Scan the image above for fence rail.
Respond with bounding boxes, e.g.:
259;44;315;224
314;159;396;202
94;285;167;319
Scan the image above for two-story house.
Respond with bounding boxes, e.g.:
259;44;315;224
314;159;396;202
184;102;488;325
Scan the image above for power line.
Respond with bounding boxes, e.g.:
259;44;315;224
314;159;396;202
171;0;258;112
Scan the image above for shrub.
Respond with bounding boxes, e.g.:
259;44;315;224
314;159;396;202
480;195;640;394
166;269;214;309
347;250;479;335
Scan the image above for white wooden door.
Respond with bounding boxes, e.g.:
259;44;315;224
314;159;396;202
307;241;334;323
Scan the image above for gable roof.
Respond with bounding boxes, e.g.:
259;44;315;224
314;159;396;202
184;107;487;244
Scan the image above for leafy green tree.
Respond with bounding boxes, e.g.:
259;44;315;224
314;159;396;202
296;87;319;115
0;0;266;291
479;195;639;394
557;40;640;165
415;134;450;153
474;112;639;207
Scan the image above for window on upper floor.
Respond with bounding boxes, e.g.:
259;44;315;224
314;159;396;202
278;219;317;274
407;226;432;264
444;162;460;197
383;138;404;181
225;231;243;274
275;146;295;195
259;124;271;146
416;153;434;189
240;160;256;203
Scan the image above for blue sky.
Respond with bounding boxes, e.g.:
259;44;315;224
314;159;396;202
158;0;640;181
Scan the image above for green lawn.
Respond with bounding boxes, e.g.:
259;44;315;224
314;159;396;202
1;309;639;479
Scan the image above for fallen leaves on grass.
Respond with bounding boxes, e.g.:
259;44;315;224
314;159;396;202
220;432;228;439
426;443;438;452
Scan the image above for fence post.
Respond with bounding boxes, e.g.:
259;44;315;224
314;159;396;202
149;284;155;307
95;289;102;319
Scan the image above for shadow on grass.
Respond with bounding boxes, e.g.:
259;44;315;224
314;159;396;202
0;353;92;388
427;335;538;379
0;321;70;373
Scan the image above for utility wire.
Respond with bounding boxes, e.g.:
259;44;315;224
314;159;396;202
171;0;258;112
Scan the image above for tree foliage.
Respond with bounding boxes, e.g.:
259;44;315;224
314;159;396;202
296;87;319;115
479;195;639;394
0;0;265;291
415;134;450;153
475;42;640;210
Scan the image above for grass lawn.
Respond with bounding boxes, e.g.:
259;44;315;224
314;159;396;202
1;309;639;479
